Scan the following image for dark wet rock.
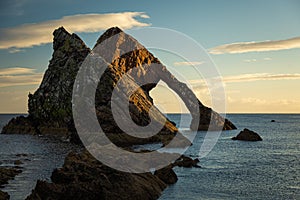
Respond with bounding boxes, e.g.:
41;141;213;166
0;190;9;200
232;128;262;141
174;155;200;168
271;120;275;122
14;160;23;165
0;167;22;187
26;148;202;200
16;154;28;157
26;150;171;200
154;165;178;185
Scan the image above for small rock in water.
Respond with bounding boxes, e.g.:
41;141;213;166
271;120;275;122
232;128;262;141
14;160;23;165
173;155;201;168
16;154;28;157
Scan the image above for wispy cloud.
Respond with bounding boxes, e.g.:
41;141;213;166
0;67;43;87
189;73;300;86
244;57;272;63
173;61;204;66
244;59;257;63
0;67;36;75
209;36;300;54
8;48;25;54
223;73;300;83
0;12;150;50
228;96;300;108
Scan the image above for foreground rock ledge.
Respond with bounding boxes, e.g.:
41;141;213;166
26;150;199;200
232;128;263;141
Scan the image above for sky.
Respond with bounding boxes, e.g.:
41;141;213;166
0;0;300;113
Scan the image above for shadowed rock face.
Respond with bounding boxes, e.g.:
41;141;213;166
1;26;235;145
27;27;91;137
2;27;91;140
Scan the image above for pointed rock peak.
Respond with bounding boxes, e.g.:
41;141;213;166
53;26;71;38
53;27;72;50
52;26;89;52
106;26;123;34
93;27;145;62
95;26;123;45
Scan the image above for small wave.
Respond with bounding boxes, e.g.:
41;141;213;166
201;165;227;170
289;186;300;189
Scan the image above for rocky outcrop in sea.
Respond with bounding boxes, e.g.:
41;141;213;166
1;27;236;144
25;150;200;200
232;128;263;141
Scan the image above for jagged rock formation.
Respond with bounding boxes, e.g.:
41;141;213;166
27;27;91;137
232;128;262;141
1;26;235;145
1;27;91;141
92;27;236;131
25;150;174;200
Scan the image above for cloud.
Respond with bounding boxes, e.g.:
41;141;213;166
244;57;272;63
190;73;300;85
0;12;150;50
244;59;257;63
0;67;43;87
228;96;300;108
209;36;300;54
263;57;272;61
8;48;25;53
140;14;150;19
223;73;300;83
173;61;204;66
240;97;267;105
0;67;36;75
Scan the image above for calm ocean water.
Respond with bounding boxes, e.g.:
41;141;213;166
0;114;299;199
0;114;80;200
159;114;300;200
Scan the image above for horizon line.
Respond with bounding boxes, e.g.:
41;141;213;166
1;112;300;115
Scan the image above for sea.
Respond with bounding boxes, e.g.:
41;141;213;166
0;114;299;200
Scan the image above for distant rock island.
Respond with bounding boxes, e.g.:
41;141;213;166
232;128;262;141
1;27;235;144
